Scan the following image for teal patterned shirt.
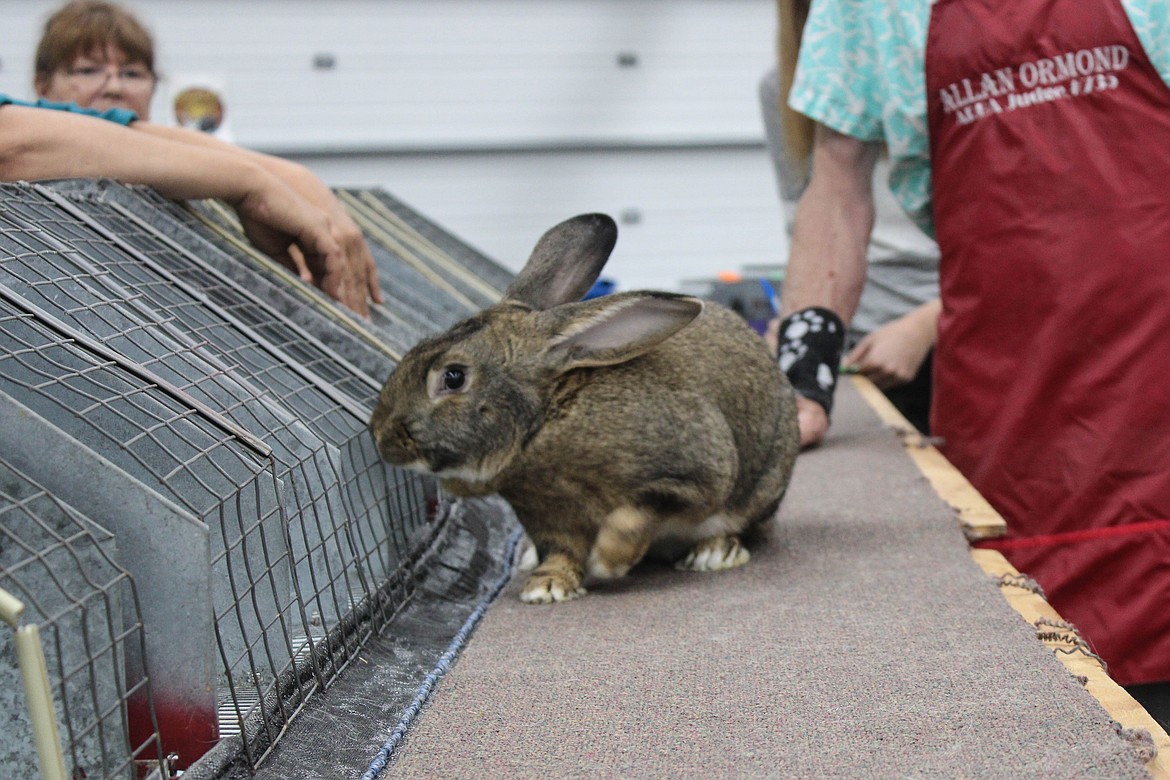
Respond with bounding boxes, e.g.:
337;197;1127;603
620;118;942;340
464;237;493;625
0;93;138;126
788;0;1170;236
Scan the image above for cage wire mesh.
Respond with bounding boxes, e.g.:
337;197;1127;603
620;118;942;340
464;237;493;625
50;185;388;409
0;458;166;779
0;179;517;776
51;178;412;378
191;197;436;360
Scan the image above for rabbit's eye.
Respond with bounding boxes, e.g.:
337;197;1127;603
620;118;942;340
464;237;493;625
442;366;467;391
427;364;470;399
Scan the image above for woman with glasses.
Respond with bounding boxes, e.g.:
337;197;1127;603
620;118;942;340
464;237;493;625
34;0;158;121
0;1;382;317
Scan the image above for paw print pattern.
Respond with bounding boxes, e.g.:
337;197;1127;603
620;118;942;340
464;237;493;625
816;362;834;391
776;307;845;414
777;341;806;373
778;309;839;380
785;308;838;339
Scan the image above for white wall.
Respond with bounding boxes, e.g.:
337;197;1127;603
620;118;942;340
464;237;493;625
3;0;788;291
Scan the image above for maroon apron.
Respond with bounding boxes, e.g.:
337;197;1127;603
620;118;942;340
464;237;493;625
926;0;1170;686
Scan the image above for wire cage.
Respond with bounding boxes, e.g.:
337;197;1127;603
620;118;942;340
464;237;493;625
0;179;516;776
0;458;166;780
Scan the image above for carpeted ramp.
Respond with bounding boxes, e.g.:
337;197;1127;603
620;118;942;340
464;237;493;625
380;379;1151;778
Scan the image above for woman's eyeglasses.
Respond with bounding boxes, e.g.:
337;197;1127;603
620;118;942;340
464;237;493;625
63;64;155;89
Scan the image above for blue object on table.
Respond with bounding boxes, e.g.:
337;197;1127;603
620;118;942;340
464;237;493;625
759;278;780;316
583;278;616;300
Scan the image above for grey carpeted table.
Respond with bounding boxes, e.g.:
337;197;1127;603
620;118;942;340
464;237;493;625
382;380;1150;778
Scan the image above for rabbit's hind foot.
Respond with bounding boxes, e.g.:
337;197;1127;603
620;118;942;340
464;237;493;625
587;507;653;580
675;535;750;572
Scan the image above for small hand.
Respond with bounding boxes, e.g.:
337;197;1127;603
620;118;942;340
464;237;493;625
842;302;938;389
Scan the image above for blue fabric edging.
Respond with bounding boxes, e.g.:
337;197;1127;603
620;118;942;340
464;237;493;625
359;525;522;779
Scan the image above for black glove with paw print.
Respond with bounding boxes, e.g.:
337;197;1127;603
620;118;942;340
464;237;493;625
777;307;846;416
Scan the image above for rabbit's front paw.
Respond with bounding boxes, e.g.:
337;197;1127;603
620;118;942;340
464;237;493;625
675;535;750;572
519;554;585;603
520;571;586;603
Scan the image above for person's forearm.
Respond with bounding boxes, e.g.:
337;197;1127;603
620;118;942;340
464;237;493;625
0;104;374;313
0;104;267;204
134;119;382;312
133;122;335;208
906;298;942;343
780;125;880;323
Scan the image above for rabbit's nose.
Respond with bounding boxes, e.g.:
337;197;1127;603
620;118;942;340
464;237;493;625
382;418;420;461
395;418;414;447
372;417;414;465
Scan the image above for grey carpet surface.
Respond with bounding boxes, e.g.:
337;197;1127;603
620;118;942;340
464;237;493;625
383;381;1149;779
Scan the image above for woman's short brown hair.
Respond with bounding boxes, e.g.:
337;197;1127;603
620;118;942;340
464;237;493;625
34;1;155;85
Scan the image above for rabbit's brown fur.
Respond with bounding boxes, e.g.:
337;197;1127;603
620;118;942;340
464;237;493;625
370;214;799;603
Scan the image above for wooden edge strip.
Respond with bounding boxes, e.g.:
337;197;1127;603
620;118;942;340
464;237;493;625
850;375;1169;775
336;191;483;313
353;190;506;303
973;548;1170;776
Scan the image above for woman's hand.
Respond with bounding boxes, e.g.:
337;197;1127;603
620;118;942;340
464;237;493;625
274;159;384;316
129;120;382;317
230;173;370;315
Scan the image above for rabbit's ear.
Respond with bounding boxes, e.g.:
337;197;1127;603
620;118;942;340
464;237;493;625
505;214;618;310
542;293;703;372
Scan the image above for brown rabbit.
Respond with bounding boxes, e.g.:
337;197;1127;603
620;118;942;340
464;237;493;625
370;213;799;603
